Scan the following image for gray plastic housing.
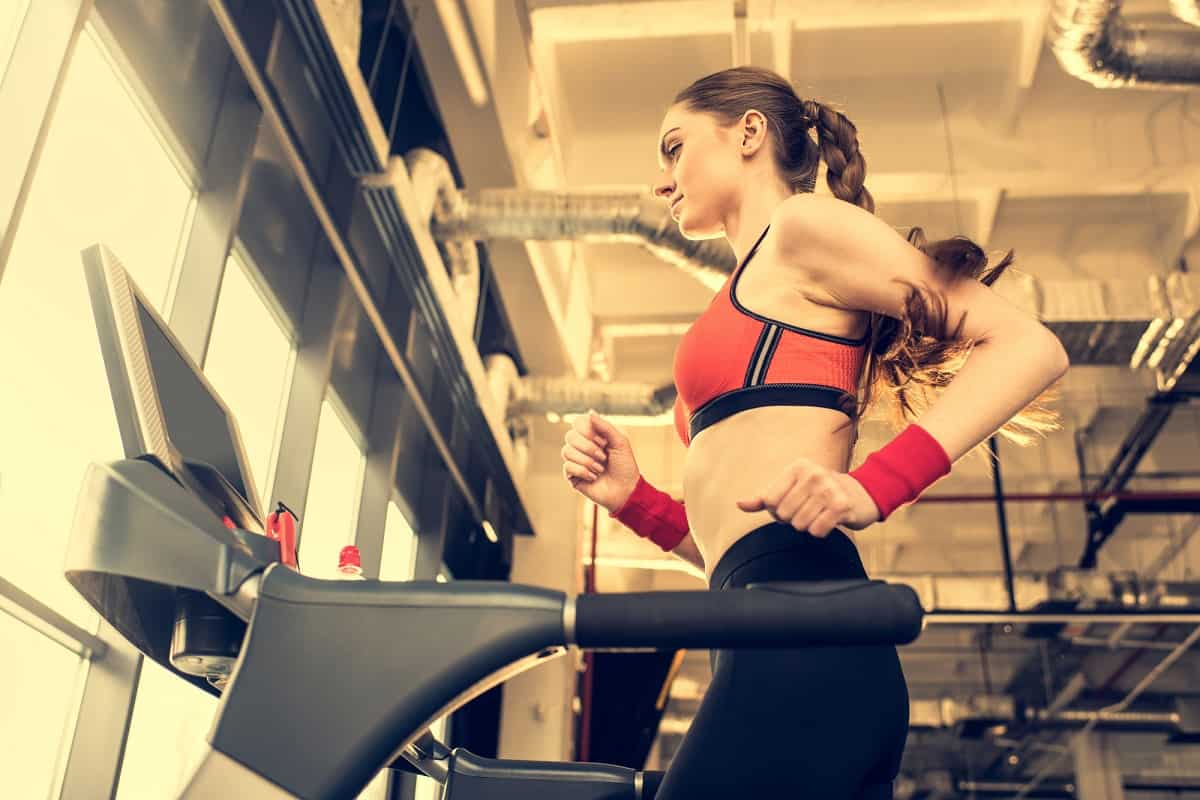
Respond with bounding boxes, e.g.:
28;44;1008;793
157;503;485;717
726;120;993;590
64;458;275;688
209;565;567;799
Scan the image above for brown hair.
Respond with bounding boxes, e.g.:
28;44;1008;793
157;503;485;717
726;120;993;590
673;66;1061;454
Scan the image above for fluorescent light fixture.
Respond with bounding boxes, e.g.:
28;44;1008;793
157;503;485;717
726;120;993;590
435;0;489;107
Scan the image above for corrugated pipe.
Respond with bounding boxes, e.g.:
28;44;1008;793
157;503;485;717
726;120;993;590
428;186;735;292
912;695;1181;730
1048;0;1200;90
483;352;676;418
403;148;483;332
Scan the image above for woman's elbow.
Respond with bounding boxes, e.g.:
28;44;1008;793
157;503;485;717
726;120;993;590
1037;329;1070;377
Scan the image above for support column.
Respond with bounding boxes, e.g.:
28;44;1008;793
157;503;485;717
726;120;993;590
1071;730;1125;800
497;420;584;762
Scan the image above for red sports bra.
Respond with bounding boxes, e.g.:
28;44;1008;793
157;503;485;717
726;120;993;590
672;224;868;447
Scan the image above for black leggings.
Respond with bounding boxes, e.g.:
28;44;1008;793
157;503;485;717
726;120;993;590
654;523;909;799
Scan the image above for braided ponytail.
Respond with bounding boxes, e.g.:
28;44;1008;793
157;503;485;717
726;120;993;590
801;99;875;213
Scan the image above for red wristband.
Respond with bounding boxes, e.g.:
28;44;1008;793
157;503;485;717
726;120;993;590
849;423;951;521
610;475;689;552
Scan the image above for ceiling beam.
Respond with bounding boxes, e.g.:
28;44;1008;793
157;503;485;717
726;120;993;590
530;0;1047;43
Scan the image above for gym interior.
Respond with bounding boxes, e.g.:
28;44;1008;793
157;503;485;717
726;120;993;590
3;1;1200;798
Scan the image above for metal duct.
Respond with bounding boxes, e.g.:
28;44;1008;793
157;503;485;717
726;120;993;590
429;188;735;292
402;149;482;333
1048;0;1200;90
910;695;1182;731
508;376;677;418
1170;0;1200;27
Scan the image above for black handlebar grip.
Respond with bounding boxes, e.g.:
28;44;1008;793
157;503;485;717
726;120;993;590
573;580;923;649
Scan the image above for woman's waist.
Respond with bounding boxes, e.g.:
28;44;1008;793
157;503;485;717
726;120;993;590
682;411;856;580
707;521;869;590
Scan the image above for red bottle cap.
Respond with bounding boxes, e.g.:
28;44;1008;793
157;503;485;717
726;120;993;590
338;545;362;570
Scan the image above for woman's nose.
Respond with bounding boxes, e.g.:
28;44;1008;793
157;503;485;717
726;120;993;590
654;181;673;200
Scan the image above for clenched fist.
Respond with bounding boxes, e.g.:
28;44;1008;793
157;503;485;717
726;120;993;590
561;411;641;514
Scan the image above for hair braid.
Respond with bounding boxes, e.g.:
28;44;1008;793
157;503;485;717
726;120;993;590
802;99;874;213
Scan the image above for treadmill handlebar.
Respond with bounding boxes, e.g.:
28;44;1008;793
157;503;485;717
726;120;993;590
569;579;924;649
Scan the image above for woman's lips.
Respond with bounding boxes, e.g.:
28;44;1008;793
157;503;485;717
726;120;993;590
671;197;684;218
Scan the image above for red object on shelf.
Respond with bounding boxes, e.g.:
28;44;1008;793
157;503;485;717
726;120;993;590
266;502;299;569
221;515;237;530
337;545;364;580
338;545;362;570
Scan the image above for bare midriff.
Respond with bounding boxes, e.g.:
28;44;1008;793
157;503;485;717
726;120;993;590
684;226;869;583
685;405;858;583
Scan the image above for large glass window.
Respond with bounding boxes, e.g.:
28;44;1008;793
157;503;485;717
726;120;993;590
0;28;194;629
379;499;419;581
203;248;295;503
0;0;29;86
0;25;196;799
0;612;87;800
299;397;367;578
116;660;216;799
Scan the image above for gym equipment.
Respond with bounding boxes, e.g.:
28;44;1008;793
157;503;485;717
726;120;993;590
66;244;926;799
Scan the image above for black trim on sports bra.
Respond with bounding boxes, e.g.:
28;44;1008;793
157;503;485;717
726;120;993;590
689;384;857;442
730;224;870;347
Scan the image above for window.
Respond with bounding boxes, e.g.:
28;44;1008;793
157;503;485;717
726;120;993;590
299;398;366;578
0;0;29;85
116;660;216;799
0;612;87;800
0;25;197;798
203;248;294;503
379;499;418;580
0;27;193;627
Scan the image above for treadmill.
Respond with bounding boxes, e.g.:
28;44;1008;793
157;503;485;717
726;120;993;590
65;243;926;799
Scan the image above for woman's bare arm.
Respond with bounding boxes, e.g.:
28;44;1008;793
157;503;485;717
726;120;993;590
775;194;1069;462
670;530;705;572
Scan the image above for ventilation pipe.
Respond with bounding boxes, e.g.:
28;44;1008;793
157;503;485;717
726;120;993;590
403;148;483;333
909;694;1187;734
1048;0;1200;90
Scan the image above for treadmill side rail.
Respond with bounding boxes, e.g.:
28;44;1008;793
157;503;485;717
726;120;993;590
209;566;569;800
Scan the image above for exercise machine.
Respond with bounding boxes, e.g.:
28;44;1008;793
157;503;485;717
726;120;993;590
66;244;925;799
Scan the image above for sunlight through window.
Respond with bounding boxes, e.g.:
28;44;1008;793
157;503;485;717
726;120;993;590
380;499;419;581
0;0;29;86
0;613;87;800
116;660;216;800
203;249;294;506
0;28;193;628
299;398;366;578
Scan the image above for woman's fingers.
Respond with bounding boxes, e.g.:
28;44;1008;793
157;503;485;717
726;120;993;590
561;445;601;477
563;460;597;482
808;508;842;538
561;443;604;476
565;429;607;464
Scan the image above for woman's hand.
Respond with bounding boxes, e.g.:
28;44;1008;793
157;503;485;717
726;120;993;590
735;457;881;537
562;411;642;514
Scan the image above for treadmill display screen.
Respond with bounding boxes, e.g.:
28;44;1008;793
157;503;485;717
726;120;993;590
135;301;253;510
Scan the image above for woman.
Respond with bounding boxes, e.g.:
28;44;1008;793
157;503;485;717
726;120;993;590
561;66;1067;798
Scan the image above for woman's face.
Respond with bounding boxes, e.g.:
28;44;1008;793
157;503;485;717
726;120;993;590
653;106;745;239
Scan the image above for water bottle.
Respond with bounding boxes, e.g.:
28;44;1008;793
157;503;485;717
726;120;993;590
338;545;365;580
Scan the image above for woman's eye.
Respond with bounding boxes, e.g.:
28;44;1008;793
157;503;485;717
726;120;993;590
668;144;681;159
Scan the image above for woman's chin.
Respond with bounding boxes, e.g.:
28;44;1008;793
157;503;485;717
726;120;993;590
678;216;721;239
